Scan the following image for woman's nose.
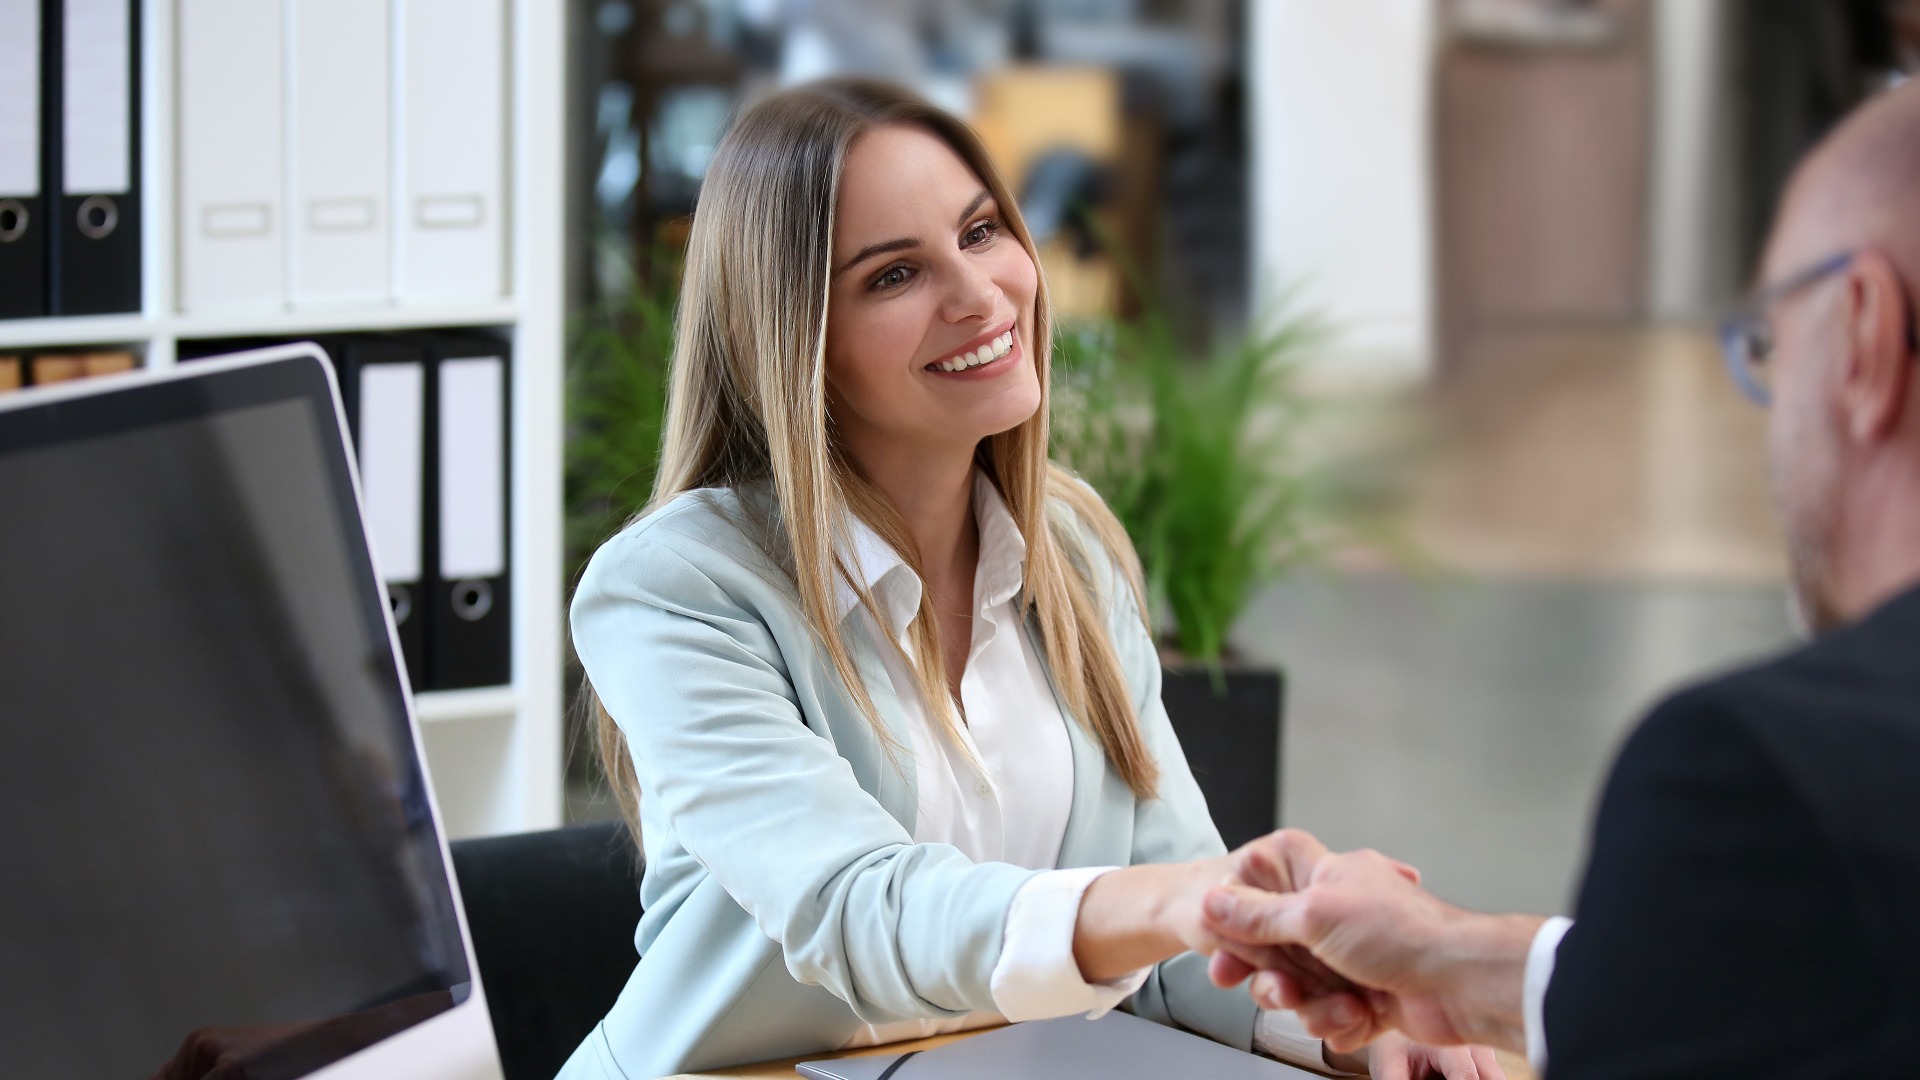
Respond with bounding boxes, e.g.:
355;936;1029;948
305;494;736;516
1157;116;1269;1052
940;258;1002;323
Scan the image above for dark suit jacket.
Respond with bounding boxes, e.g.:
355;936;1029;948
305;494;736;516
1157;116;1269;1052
1544;584;1920;1079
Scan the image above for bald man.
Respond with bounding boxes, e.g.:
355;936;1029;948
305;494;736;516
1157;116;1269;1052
1197;80;1920;1079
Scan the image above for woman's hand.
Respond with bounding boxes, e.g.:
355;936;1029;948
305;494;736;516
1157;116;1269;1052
1072;855;1234;983
1327;1032;1508;1080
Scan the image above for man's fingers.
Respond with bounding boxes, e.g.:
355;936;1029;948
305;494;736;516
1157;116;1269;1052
1203;883;1308;945
1249;969;1285;1011
1262;974;1376;1049
1433;1045;1484;1080
1390;857;1422;886
1371;1045;1411;1080
1470;1045;1508;1080
1208;948;1255;988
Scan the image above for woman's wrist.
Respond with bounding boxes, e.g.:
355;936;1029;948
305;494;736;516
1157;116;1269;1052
1073;858;1228;983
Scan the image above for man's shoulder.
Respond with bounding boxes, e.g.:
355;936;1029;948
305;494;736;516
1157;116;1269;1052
1658;588;1920;759
1620;589;1920;842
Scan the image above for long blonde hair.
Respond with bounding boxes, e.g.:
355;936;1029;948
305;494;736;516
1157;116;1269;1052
592;79;1158;838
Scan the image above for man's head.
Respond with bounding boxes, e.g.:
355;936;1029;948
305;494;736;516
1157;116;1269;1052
1759;80;1920;633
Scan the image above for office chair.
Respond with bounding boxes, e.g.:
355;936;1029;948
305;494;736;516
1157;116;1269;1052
450;819;644;1080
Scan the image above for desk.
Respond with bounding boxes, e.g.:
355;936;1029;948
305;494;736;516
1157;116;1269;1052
662;1030;1539;1080
661;1031;984;1080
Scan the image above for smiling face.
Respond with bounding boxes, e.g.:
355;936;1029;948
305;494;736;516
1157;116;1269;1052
823;123;1041;471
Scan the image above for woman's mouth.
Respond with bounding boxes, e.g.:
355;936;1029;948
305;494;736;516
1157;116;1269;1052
926;329;1017;376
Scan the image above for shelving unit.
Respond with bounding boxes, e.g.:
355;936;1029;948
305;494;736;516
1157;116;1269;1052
3;0;567;838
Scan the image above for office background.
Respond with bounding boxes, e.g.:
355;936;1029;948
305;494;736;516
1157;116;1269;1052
5;0;1916;917
557;0;1918;920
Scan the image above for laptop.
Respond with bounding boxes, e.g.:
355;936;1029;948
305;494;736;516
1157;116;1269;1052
0;345;502;1079
795;1011;1319;1080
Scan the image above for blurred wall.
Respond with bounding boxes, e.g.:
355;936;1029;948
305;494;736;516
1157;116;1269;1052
1250;0;1436;386
1648;0;1740;320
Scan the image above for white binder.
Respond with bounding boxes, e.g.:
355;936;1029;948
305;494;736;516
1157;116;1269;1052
177;0;285;312
288;0;391;307
396;0;506;303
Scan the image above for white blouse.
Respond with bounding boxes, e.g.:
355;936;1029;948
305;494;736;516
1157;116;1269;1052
834;474;1330;1072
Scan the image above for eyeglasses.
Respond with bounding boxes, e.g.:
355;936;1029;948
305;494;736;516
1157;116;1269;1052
1719;250;1920;407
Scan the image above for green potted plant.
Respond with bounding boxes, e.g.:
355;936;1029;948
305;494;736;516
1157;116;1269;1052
565;260;678;587
1052;295;1334;847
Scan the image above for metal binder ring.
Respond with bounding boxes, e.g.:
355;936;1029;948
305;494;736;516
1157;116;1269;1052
452;580;494;622
76;196;118;240
388;583;414;625
0;200;26;243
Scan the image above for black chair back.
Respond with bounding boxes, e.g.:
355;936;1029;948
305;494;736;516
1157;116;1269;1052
450;820;644;1080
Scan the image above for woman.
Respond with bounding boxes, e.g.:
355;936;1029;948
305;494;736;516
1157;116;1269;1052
562;79;1501;1080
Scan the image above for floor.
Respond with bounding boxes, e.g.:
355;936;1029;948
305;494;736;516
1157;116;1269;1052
1256;325;1796;915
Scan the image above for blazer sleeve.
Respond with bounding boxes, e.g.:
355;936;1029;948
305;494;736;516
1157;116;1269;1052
1544;687;1878;1079
571;527;1038;1025
1076;525;1263;1051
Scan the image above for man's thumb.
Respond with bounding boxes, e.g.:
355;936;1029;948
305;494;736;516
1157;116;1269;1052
1203;882;1303;943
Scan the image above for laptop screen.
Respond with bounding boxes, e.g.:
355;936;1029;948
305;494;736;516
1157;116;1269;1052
0;355;471;1079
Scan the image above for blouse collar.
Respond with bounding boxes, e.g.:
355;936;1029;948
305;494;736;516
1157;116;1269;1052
834;471;1027;637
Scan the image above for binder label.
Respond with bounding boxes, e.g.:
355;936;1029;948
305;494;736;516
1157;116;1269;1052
0;0;38;197
62;0;132;195
438;356;506;580
358;363;425;584
310;197;378;233
202;203;272;238
416;195;486;230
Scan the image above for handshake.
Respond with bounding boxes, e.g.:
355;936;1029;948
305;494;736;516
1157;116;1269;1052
1192;830;1542;1061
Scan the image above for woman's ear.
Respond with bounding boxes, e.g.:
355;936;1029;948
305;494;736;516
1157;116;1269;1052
1838;249;1914;444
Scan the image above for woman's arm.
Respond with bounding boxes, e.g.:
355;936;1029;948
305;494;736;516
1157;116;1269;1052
574;526;1036;1024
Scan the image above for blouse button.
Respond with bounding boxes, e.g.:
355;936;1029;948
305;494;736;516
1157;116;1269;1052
975;780;992;798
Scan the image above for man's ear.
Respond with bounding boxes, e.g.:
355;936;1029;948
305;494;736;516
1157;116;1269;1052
1838;249;1913;444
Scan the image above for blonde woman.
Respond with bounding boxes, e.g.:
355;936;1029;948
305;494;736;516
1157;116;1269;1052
562;80;1501;1080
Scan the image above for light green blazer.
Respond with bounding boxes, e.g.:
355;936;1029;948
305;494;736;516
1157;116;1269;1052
557;485;1258;1080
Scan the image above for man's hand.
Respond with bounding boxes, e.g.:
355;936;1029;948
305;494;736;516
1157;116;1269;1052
1200;831;1541;1056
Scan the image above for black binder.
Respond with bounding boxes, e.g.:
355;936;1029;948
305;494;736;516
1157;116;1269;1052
45;0;141;316
180;336;348;415
0;1;48;318
339;335;433;693
424;330;511;690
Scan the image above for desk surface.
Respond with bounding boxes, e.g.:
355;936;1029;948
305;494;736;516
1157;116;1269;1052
661;1031;982;1080
662;1030;1538;1080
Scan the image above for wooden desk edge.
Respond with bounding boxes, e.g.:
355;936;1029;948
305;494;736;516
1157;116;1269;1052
660;1029;1536;1080
659;1030;987;1080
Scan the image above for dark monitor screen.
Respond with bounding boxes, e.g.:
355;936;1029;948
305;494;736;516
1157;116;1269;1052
0;355;470;1079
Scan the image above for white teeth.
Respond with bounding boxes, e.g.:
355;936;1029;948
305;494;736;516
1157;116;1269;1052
934;331;1015;373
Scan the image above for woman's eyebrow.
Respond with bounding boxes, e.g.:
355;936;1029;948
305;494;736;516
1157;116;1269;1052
953;190;991;229
835;237;919;276
832;191;996;278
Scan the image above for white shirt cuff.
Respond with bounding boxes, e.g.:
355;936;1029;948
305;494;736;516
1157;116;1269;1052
1255;1009;1351;1075
989;866;1152;1021
1524;916;1573;1073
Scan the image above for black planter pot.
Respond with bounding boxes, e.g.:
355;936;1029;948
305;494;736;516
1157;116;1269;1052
1160;663;1285;850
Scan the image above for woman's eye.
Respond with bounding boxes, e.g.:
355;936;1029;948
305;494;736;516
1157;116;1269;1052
963;219;999;247
872;265;912;291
